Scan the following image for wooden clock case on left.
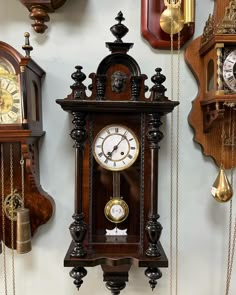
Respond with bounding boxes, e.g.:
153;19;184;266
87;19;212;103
0;36;53;250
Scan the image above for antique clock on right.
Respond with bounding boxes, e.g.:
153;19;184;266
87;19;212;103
57;12;178;294
185;0;236;169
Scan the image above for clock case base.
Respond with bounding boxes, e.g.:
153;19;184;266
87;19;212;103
57;12;178;293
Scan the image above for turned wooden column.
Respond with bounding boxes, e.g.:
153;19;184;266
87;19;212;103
69;111;87;258
145;113;163;257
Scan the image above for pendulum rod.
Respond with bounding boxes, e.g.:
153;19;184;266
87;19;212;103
113;172;120;198
1;143;8;295
9;144;16;295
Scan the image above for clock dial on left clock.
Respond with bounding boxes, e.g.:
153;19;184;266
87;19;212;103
0;58;22;124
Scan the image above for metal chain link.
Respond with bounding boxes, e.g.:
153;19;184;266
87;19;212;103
175;12;181;295
20;153;25;208
1;143;8;295
225;107;236;295
169;5;174;294
221;112;226;167
9;144;16;295
169;3;181;295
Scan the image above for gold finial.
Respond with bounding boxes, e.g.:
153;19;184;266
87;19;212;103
22;32;33;57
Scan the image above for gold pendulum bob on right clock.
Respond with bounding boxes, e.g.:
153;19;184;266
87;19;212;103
57;12;179;294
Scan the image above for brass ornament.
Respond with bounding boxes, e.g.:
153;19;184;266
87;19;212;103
4;190;23;221
211;167;233;202
216;0;236;34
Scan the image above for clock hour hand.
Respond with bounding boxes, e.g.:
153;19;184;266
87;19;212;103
107;133;127;158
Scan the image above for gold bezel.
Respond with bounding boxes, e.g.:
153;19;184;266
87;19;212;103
92;124;140;171
104;197;129;224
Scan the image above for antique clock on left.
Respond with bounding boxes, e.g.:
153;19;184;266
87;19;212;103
0;33;53;254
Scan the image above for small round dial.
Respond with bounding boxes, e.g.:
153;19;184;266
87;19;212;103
104;197;129;223
93;124;139;171
0;77;21;124
223;49;236;91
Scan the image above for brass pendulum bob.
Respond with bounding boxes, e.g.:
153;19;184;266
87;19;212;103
160;2;184;34
16;208;32;254
211;167;233;203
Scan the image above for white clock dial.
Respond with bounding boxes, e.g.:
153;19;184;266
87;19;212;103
223;49;236;91
93;124;139;171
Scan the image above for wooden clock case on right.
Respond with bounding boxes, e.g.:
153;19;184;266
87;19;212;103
185;0;236;169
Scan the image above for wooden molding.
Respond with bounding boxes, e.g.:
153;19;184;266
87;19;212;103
19;0;68;33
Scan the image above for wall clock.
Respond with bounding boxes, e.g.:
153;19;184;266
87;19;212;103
185;0;236;169
141;0;195;49
19;0;68;33
185;1;236;292
0;33;54;253
57;12;178;294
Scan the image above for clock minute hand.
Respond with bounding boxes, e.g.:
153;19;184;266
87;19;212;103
107;133;127;159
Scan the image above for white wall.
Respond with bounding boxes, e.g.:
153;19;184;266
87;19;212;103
1;0;236;294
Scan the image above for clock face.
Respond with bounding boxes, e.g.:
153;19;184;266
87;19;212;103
93;124;139;171
223;49;236;91
104;197;129;223
0;58;22;124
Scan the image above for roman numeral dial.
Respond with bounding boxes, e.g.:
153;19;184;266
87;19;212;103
0;77;22;124
93;124;139;171
223;49;236;91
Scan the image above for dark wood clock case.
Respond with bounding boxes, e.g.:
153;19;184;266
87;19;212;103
57;12;178;294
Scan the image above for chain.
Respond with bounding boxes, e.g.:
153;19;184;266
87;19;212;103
169;2;181;295
164;0;182;9
20;154;25;208
221;112;226;167
9;144;16;295
225;107;236;295
175;9;181;295
1;144;8;295
169;3;174;293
